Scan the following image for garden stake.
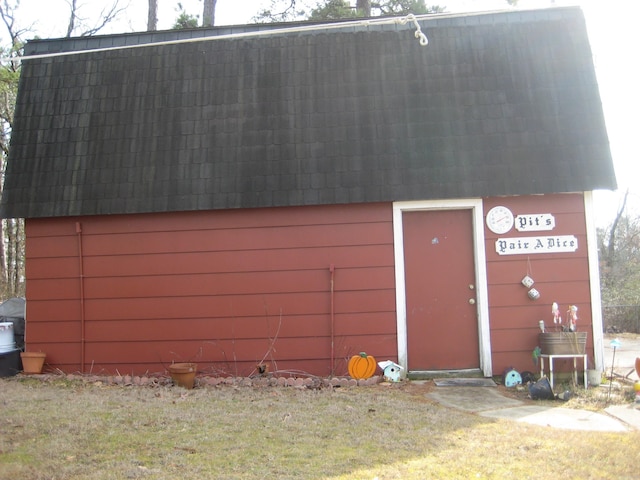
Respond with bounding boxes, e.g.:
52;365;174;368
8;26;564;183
608;338;621;402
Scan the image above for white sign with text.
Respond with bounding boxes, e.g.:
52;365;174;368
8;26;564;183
495;235;578;255
515;213;555;232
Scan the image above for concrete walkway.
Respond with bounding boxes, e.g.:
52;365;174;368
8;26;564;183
604;334;640;382
427;386;640;432
424;334;640;432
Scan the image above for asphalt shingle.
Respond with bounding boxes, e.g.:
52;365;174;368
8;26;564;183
0;7;616;219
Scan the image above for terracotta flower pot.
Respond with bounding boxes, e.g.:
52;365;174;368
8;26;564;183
167;362;197;389
20;352;46;374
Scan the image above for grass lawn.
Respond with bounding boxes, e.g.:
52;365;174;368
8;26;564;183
1;376;638;479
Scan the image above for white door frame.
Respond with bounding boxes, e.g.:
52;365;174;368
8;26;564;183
584;191;605;372
392;198;493;377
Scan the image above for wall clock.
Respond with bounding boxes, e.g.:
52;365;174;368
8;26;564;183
486;206;514;234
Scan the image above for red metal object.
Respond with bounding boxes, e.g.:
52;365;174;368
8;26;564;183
329;264;335;376
75;221;86;373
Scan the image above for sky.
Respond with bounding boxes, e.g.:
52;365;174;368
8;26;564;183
4;0;638;227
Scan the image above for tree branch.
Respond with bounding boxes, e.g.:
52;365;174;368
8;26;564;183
254;0;303;23
605;189;630;275
0;0;29;53
64;0;130;37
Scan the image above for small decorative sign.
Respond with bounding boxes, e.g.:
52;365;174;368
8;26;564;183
495;235;578;255
515;214;555;232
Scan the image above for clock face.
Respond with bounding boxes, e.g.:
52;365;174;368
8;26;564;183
486;206;514;234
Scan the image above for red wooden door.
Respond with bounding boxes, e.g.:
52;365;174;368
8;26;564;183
403;209;479;370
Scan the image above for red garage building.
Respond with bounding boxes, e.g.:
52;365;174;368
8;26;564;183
0;8;616;378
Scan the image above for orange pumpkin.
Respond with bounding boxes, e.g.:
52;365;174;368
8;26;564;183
348;352;377;379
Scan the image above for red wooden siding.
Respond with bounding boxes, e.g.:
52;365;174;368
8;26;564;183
24;203;398;376
24;193;597;378
484;193;594;373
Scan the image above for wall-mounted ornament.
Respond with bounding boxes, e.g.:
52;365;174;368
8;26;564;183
552;302;561;325
486;205;514;234
521;258;538;298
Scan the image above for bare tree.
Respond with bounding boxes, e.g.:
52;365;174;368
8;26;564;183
254;0;306;23
256;0;444;22
0;0;24;299
66;0;78;36
597;189;640;307
202;0;217;26
0;0;27;50
65;0;129;37
148;0;157;30
0;1;131;299
2;218;23;297
605;189;630;274
357;0;371;16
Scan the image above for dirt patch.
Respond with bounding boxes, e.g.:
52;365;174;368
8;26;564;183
12;367;636;412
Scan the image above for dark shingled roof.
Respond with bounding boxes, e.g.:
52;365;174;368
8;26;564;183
0;7;616;219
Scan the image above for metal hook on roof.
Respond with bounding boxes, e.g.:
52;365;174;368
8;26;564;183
400;13;429;46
